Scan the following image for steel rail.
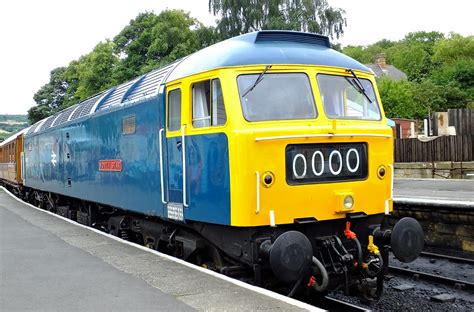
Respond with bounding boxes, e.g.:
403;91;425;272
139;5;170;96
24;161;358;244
389;265;474;293
322;296;372;312
420;251;474;265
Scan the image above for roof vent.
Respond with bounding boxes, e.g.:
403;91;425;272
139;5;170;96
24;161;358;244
255;31;330;48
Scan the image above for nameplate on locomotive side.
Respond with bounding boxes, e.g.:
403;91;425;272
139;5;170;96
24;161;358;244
167;202;184;221
286;143;368;184
99;159;122;172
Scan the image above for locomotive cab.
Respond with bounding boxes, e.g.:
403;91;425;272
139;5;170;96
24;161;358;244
165;53;423;296
222;63;423;294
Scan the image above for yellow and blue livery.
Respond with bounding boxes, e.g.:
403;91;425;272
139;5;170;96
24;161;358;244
12;30;424;298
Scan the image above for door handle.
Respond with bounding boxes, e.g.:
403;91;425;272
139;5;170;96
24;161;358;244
176;141;182;150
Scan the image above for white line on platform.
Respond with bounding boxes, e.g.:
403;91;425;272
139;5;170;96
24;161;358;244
0;187;324;312
394;177;473;182
393;196;474;207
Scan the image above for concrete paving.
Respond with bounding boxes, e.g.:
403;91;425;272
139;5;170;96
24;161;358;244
394;178;474;206
0;189;318;312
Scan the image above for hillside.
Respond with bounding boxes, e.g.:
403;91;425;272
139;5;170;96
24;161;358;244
0;115;29;142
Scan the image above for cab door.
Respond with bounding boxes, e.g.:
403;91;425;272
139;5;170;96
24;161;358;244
164;85;187;222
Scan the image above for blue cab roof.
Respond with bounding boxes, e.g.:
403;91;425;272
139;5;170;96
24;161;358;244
167;30;370;81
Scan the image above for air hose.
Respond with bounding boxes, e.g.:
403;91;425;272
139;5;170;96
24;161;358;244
311;256;329;292
364;252;384;277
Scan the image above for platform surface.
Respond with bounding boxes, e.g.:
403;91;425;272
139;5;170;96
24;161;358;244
0;188;317;312
393;178;474;206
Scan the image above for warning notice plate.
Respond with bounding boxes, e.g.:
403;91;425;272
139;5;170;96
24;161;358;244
99;159;122;172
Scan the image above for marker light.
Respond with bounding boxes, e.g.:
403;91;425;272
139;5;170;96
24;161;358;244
377;166;387;179
344;195;354;209
262;171;275;187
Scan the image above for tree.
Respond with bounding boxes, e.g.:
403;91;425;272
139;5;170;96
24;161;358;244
385;31;444;82
377;77;425;119
112;12;161;82
342;45;372;63
430;58;474;108
74;40;118;101
112;10;216;82
32;67;68;109
432;33;474;64
208;0;346;39
143;10;203;72
28;67;69;123
411;80;447;113
27;105;54;124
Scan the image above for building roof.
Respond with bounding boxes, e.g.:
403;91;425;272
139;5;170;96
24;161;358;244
365;64;407;81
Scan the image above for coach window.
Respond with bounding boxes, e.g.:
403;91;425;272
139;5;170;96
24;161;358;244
168;89;182;131
192;79;226;128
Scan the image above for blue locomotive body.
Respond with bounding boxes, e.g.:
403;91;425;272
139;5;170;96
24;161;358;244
24;76;231;225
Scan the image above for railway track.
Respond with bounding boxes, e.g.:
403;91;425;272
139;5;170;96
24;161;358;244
321;296;371;312
389;251;474;293
419;251;474;264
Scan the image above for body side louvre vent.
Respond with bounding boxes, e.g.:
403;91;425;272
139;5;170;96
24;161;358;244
53;105;78;127
70;93;103;120
39;115;56;131
255;31;330;48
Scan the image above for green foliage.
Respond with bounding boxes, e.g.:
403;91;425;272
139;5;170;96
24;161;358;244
387;43;432;81
33;67;68;109
142;10;203;73
0;115;28;141
29;67;69;123
112;10;217;82
433;33;474;63
377;77;420;119
208;0;345;39
343;31;473;118
29;9;216;123
27;106;53;124
112;12;161;82
74;40;118;101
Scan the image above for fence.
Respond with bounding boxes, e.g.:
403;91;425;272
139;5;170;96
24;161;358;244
448;108;473;136
394;135;473;162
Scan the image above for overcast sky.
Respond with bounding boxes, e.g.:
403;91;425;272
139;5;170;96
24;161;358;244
0;0;472;115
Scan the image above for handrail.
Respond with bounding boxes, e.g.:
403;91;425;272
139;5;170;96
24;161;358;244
255;133;392;142
159;128;167;204
182;125;188;207
256;171;260;214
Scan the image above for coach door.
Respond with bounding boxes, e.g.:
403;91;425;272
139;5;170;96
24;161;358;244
163;85;186;222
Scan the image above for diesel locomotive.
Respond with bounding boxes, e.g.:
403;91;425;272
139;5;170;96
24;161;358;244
0;30;424;298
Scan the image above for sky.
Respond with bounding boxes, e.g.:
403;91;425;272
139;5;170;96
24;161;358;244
0;0;472;116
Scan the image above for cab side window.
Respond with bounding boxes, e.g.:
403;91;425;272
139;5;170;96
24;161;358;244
168;89;181;131
192;79;226;128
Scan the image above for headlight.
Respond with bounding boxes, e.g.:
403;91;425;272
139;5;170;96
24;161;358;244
344;195;354;209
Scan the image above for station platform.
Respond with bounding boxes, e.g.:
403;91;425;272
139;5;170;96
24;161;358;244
0;188;319;312
393;178;474;208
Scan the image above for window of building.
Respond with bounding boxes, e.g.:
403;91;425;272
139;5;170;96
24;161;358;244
192;79;227;128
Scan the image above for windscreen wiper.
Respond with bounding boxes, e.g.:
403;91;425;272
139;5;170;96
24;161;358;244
345;68;374;103
241;65;273;97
